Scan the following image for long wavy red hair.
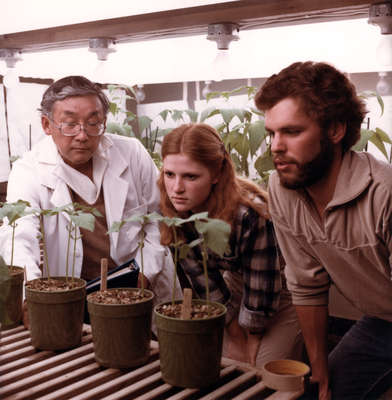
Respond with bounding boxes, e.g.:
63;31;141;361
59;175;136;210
158;123;269;245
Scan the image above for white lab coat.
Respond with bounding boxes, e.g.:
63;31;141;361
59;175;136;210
0;133;182;305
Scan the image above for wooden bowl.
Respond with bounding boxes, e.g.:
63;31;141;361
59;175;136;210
261;359;310;392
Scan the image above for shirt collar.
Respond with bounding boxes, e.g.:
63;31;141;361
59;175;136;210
328;151;372;207
294;151;372;208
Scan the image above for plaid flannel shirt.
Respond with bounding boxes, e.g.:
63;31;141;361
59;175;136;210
178;201;283;332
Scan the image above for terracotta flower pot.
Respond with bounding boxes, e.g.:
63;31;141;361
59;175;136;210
154;299;226;388
87;288;154;369
25;277;86;350
0;266;24;330
261;359;310;392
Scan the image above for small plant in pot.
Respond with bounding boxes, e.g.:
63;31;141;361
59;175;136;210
0;200;30;330
25;202;100;350
154;212;231;388
86;213;155;369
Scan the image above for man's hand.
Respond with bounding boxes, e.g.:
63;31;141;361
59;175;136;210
295;305;330;400
308;377;330;400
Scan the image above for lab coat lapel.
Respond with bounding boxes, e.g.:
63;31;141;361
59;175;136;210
102;143;129;249
36;136;73;215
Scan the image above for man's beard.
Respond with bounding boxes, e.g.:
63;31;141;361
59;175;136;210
277;136;335;190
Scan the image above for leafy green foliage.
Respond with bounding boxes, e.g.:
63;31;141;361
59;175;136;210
0;200;32;267
60;203;102;281
158;211;231;307
0;199;31;224
108;212;157;294
107;85;392;186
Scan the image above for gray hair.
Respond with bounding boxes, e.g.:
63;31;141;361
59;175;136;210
39;76;110;117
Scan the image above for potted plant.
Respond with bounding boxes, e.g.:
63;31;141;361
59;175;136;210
0;200;29;329
25;202;100;350
86;213;155;369
153;212;231;388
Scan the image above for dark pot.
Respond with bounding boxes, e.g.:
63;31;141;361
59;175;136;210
154;299;226;388
87;288;154;369
0;266;24;330
26;277;86;350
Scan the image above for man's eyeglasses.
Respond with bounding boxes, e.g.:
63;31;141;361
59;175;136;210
49;119;105;137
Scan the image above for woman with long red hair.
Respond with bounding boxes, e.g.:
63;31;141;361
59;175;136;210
158;123;303;366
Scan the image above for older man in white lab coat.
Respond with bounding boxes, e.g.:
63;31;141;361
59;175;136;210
0;76;181;319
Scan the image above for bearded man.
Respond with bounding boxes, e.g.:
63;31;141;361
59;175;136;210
255;61;392;400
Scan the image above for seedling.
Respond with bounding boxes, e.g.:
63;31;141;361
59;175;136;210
60;202;102;282
0;200;31;267
28;202;101;282
159;212;231;310
108;213;157;296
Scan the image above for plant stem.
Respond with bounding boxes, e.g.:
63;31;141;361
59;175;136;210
72;224;77;283
65;221;72;282
10;222;15;267
201;237;210;315
171;226;178;307
39;214;50;280
139;225;145;296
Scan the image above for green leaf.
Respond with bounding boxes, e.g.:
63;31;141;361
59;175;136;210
109;102;119;116
70;212;95;232
226;129;241;148
184;109;198;123
352;129;373;151
376;93;384;116
375;128;391;144
159;109;170;122
369;132;389;160
254;152;275;177
138;116;153;133
250;107;265;117
156;128;172;138
232;108;246;123
125;111;136;122
194;218;231;257
107;220;125;233
230;153;241;171
106;122;133;137
182;211;209;223
0;200;31;224
248;120;267;157
124;214;145;225
178;238;203;259
172;110;184;122
199;107;218;122
231;132;249;160
220;109;235;125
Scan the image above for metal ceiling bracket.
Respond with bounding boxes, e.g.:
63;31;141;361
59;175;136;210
0;48;22;68
207;22;240;50
368;1;392;34
88;38;116;61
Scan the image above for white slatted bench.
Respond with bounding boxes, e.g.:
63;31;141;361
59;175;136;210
0;325;304;400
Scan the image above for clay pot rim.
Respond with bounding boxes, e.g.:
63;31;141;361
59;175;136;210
87;287;154;305
25;276;86;293
263;359;310;377
154;299;227;321
261;359;310;392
